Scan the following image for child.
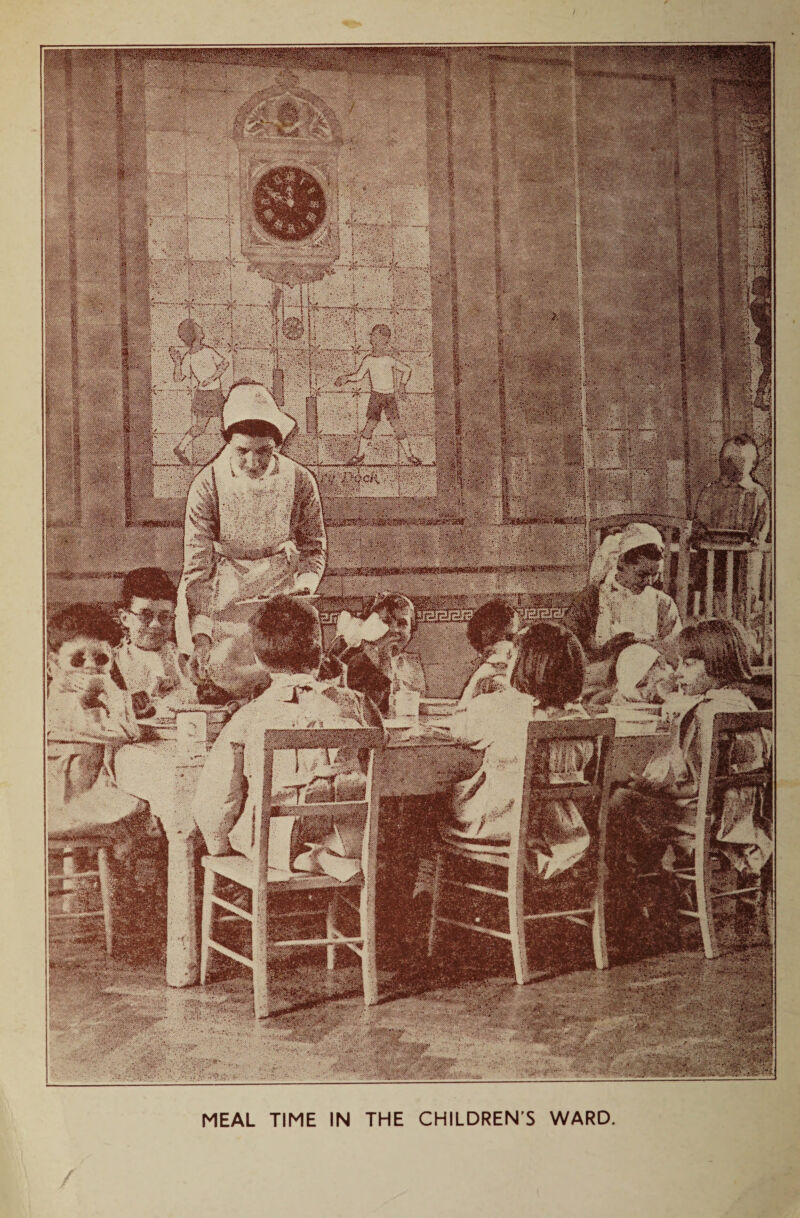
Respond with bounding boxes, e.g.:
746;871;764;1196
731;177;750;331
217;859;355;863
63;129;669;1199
608;619;771;927
459;598;520;704
334;324;422;466
329;592;425;716
588;642;676;709
169;318;229;466
47;603;147;845
191;596;383;878
444;622;595;880
115;567;197;715
692;435;770;545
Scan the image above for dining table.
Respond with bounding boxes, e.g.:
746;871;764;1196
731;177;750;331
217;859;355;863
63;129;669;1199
102;707;669;988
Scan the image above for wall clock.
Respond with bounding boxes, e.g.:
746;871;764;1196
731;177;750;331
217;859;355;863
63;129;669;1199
234;72;341;285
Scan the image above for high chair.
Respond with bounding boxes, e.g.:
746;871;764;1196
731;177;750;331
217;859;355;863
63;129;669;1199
670;709;773;959
200;727;384;1017
48;832;114;954
590;514;691;621
427;717;616;985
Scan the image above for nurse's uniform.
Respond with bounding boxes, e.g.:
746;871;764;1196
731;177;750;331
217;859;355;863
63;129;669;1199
175;386;326;696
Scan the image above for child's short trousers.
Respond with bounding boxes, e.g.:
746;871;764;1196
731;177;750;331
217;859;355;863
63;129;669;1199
366;390;399;423
192;388;225;418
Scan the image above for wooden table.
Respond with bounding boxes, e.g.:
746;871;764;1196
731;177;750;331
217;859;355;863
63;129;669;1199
140;723;480;987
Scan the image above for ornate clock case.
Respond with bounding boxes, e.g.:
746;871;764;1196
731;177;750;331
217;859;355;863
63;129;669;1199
233;72;342;286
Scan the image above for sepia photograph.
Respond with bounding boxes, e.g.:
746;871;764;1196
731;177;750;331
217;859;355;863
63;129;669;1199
43;42;775;1087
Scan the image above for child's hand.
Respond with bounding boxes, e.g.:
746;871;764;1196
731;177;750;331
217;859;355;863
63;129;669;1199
397;383;408;400
168;346;182;363
334;375;345;388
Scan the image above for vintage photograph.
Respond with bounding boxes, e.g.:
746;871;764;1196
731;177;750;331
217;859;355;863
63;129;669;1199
44;43;774;1085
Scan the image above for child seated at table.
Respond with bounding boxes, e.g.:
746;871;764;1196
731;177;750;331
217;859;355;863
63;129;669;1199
115;567;197;716
328;592;425;716
607;619;771;935
458;598;520;705
587;643;676;709
443;622;595;880
47;604;154;918
192;596;383;878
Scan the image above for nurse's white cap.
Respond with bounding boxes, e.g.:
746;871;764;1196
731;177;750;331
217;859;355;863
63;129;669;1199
222;382;297;443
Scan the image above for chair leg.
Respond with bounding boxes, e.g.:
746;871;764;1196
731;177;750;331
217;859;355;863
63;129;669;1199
360;883;379;1007
252;889;269;1019
96;847;114;956
696;830;720;960
426;852;444;957
508;864;530;986
200;869;216;985
591;864;609;971
326;893;339;971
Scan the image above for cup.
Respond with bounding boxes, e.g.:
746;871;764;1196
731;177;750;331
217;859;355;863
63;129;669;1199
391;687;420;721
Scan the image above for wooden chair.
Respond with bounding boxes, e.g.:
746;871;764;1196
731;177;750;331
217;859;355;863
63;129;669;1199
200;727;384;1017
590;514;692;621
691;540;772;666
670;709;773;959
47;739;115;954
48;833;114;954
427;718;616;985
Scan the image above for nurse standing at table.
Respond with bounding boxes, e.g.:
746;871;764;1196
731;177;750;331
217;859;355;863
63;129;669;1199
176;382;327;698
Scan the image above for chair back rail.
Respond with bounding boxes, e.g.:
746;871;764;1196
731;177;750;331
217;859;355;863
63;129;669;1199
692;708;772;959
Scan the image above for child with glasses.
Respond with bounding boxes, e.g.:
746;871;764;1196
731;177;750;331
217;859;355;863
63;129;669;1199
116;567;197;715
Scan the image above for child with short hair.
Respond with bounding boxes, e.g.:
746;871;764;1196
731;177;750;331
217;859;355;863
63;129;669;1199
459;598;520;704
444;622;595;880
335;324;422;466
608;619;771;939
116;567;197;715
692;435;770;544
47;604;147;843
192;596;382;878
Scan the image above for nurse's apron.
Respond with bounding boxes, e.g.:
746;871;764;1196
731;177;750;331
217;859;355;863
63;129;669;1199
177;452;298;697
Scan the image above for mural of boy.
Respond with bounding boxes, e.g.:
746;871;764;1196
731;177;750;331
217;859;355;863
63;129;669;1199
335;324;422;466
749;276;771;412
168;319;230;466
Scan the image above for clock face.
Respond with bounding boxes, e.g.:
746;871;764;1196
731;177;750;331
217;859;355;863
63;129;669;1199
252;166;327;242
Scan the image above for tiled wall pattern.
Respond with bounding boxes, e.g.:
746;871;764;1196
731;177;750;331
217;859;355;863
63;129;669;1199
576;74;688;519
46;48;772;643
142;58;437;502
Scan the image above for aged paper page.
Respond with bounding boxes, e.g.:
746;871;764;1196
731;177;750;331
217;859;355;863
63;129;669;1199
1;0;798;1215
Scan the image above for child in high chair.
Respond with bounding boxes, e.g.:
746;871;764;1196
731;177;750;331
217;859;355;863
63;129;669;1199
47;604;147;847
459;598;520;705
192;596;383;879
444;622;595;880
115;567;197;716
608;618;771;892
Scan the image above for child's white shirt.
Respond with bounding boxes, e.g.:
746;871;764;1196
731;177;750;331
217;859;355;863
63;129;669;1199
115;640;197;708
182;346;224;388
346;355;411;393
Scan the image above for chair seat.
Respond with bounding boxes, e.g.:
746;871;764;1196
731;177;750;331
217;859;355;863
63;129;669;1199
201;852;362;892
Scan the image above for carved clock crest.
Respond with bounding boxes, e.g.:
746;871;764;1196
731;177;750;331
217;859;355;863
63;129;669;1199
233;71;342;285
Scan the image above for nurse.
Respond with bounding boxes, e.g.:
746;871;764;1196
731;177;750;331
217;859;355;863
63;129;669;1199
176;382;326;697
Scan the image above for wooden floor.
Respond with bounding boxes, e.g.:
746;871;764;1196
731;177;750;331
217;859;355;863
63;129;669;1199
48;912;773;1085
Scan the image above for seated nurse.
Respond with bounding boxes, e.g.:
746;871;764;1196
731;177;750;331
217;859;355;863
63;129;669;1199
176;382;327;699
563;522;681;692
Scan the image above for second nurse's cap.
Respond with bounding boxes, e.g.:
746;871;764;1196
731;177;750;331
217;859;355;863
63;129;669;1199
222;382;297;443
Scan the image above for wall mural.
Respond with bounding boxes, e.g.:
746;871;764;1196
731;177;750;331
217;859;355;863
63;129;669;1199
144;60;437;502
740;112;771;485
